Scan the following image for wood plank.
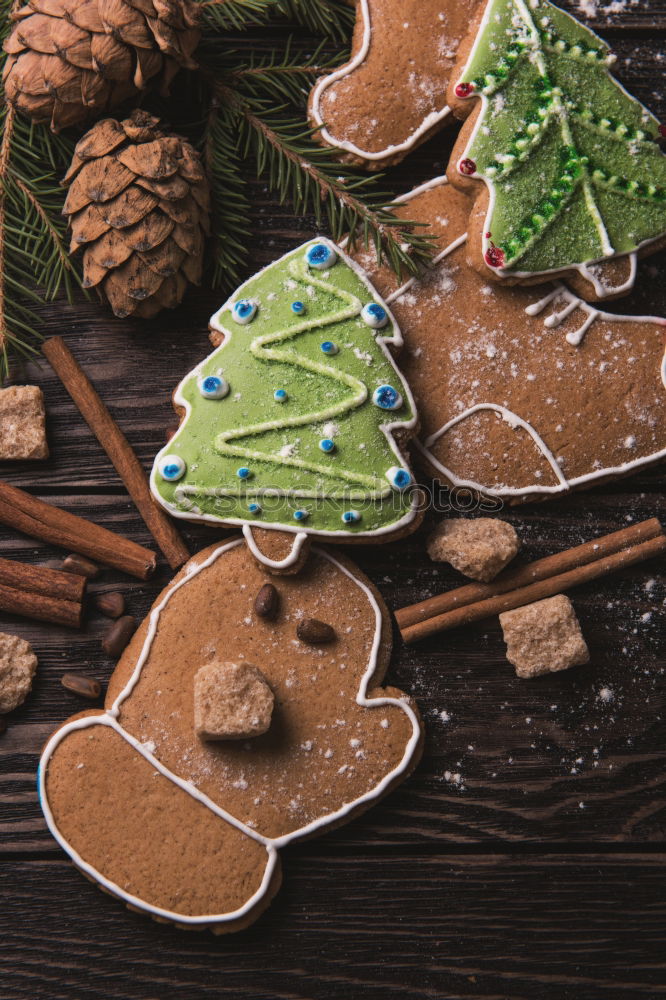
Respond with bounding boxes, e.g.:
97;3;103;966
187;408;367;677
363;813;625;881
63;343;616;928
0;855;664;999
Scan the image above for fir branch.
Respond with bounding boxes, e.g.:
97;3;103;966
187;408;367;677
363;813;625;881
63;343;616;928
200;0;353;40
217;41;342;107
0;0;80;380
204;98;253;290
216;85;434;277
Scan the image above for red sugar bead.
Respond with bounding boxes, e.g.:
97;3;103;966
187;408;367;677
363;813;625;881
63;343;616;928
485;243;506;269
458;158;477;176
455;82;475;98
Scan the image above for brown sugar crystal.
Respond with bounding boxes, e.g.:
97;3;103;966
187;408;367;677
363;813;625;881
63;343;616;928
0;386;48;460
427;517;520;582
194;661;274;741
0;632;38;713
499;594;590;679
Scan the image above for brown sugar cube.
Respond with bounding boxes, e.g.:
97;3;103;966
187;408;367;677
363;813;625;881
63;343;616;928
0;633;38;713
194;661;274;741
0;386;48;460
499;595;590;679
427;517;520;582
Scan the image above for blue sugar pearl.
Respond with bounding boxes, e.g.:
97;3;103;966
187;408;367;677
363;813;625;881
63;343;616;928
372;384;403;410
321;341;339;356
319;438;335;453
274;388;288;403
199;374;228;399
248;502;262;515
305;242;337;270
293;509;309;522
158;454;186;482
231;299;257;325
386;466;412;491
342;510;361;524
237;467;251;480
291;300;306;315
361;302;389;329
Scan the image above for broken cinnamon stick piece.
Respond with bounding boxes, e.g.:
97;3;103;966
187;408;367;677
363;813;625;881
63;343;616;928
0;482;156;580
43;336;189;571
0;582;82;628
0;557;85;604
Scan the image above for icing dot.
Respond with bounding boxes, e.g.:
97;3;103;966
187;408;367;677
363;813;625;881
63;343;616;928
231;299;257;325
361;302;388;329
158;454;186;482
293;509;309;522
372;384;403;410
319;438;335;453
274;389;288;403
485;243;506;269
459;158;477;176
237;467;252;480
386;466;412;491
291;300;306;315
199;374;228;399
305;243;336;270
341;510;361;524
455;82;474;98
248;502;262;514
321;341;339;355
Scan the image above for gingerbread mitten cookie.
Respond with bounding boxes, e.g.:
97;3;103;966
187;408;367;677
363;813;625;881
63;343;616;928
40;540;422;931
151;239;421;571
309;0;481;169
354;178;666;499
447;0;666;300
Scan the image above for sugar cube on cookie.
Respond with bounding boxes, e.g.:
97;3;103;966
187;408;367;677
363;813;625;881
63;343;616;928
0;386;48;460
427;518;519;582
0;633;38;713
194;661;274;740
499;595;590;679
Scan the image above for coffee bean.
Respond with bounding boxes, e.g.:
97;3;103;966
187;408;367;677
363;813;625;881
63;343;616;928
61;673;102;700
255;583;279;620
296;618;336;644
95;592;126;619
102;615;136;658
62;554;100;580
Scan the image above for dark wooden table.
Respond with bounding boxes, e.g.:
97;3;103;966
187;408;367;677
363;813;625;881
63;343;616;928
1;6;665;998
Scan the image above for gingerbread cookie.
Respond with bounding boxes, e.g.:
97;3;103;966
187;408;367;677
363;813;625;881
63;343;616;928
447;0;666;301
39;539;422;931
309;0;481;168
353;177;666;499
151;239;421;571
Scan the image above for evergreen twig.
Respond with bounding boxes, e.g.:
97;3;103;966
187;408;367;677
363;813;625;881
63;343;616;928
200;0;353;40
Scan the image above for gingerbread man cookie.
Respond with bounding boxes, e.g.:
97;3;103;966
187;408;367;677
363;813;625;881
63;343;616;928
309;0;481;168
39;539;422;932
447;0;666;301
353;177;666;499
150;238;422;572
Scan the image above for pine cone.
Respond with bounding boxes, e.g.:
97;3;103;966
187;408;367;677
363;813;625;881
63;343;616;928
63;110;210;319
2;0;200;131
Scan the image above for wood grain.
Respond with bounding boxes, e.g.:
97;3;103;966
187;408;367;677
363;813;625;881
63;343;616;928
0;5;664;994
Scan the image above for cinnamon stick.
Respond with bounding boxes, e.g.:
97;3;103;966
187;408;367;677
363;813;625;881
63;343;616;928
399;533;666;644
0;482;156;580
43;336;189;571
0;557;85;603
0;582;82;628
396;518;663;630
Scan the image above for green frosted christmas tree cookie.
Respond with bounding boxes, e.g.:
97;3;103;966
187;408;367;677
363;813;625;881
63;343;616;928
447;0;666;300
150;239;420;569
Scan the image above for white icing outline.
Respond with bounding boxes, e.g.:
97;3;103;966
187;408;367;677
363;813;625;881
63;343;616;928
379;175;666;496
150;238;420;553
39;539;421;926
309;0;452;162
454;0;666;297
242;524;308;570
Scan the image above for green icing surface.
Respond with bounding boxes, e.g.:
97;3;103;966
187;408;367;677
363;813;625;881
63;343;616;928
458;0;666;274
150;240;417;536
